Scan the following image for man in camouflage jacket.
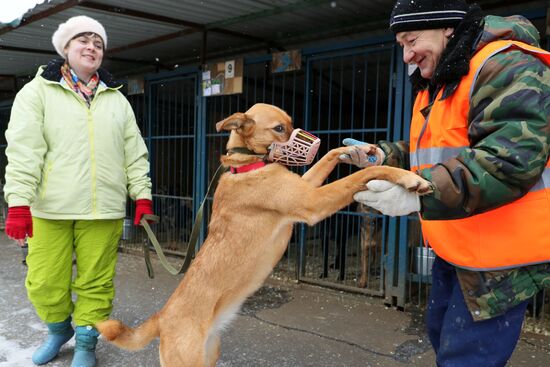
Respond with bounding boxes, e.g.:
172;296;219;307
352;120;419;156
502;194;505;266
379;11;550;321
341;1;549;366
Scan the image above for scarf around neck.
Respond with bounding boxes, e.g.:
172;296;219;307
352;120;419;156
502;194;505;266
61;62;100;107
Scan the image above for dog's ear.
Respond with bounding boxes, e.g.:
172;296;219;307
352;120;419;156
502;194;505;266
215;113;255;135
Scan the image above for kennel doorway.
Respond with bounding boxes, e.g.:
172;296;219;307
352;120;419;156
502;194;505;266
122;72;201;258
295;44;396;296
202;41;399;297
116;41;439;306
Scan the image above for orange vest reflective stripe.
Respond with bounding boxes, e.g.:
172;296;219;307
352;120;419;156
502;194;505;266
410;40;550;270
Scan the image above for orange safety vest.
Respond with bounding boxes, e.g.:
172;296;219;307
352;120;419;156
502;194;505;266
410;40;550;270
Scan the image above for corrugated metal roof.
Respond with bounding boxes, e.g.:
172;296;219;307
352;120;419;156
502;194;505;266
1;49;51;77
0;0;548;99
114;32;249;61
0;0;398;78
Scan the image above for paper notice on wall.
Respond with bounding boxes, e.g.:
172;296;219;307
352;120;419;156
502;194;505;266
211;84;221;95
202;79;212;96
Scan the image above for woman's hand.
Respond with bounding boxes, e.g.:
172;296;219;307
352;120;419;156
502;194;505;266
5;206;32;244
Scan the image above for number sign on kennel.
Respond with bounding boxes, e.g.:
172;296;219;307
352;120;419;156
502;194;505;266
201;59;243;97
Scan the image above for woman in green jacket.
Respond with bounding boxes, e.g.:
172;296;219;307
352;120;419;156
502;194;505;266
3;15;153;367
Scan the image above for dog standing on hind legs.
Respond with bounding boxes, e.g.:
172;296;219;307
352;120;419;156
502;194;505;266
96;103;432;367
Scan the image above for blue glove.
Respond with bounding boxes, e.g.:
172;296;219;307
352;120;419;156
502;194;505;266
342;138;369;146
339;139;385;167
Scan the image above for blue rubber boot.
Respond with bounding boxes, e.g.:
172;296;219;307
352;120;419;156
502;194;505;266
71;326;99;367
32;317;74;365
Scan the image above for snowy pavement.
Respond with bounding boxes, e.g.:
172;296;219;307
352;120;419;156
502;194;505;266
1;234;549;366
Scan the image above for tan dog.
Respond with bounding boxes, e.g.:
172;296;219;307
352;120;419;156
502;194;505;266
97;103;432;367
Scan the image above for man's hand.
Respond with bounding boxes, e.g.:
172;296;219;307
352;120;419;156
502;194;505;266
5;206;32;244
134;199;154;225
353;180;420;217
338;138;385;167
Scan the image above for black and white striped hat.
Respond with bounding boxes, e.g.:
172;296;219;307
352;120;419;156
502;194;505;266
389;0;469;34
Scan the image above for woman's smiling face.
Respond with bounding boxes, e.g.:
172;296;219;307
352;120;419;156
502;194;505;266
396;28;454;79
64;33;104;80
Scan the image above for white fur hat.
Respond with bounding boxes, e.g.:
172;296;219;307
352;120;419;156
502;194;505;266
52;15;107;58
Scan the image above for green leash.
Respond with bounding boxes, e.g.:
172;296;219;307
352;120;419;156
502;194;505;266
140;165;227;278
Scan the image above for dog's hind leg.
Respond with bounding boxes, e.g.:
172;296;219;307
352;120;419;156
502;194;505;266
204;332;221;367
159;325;207;367
159;346;167;367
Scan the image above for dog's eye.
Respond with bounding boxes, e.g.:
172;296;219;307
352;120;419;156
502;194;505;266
273;125;285;133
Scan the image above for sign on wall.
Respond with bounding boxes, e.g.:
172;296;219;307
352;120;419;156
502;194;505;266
201;59;243;97
127;76;144;95
272;50;301;73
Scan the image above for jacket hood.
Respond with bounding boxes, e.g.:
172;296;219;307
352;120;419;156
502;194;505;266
38;58;121;88
476;15;541;51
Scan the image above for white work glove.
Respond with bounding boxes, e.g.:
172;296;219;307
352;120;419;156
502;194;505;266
338;138;385;167
354;180;421;217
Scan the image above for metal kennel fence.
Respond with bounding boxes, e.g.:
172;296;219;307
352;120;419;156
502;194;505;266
0;34;547;333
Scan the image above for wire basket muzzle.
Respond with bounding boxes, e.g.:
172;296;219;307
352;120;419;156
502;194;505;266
268;129;321;166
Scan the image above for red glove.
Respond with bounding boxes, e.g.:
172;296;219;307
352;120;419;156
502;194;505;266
134;199;153;225
5;206;33;240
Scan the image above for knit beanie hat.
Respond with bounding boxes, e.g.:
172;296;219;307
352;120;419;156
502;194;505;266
389;0;469;34
52;15;107;58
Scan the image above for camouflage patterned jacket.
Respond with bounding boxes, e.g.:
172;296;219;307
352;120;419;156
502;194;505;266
380;14;550;321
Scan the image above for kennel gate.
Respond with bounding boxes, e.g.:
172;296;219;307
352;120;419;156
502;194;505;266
201;39;408;298
129;40;504;314
122;72;202;255
0;41;451;309
99;37;550;331
0;29;546;327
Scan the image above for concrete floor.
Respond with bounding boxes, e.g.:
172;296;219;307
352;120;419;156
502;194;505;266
0;234;549;366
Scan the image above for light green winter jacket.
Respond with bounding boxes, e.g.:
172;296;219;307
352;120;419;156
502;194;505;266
4;60;152;219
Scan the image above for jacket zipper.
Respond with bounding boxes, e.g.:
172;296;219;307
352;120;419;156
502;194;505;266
40;161;53;200
62;83;108;217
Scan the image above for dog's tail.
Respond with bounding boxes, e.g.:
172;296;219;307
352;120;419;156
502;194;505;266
96;313;160;351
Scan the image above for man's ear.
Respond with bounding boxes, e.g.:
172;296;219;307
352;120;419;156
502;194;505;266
215;113;255;135
444;27;454;38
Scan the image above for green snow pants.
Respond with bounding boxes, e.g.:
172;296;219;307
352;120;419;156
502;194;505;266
25;217;123;326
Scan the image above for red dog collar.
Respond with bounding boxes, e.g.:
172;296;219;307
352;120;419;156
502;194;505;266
230;161;266;174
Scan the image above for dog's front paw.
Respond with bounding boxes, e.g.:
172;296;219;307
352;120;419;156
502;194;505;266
398;174;433;195
333;146;353;156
